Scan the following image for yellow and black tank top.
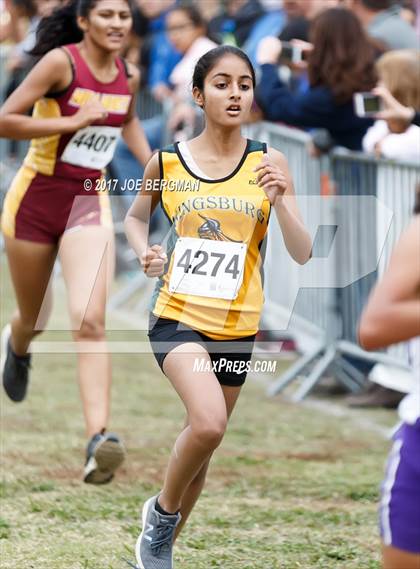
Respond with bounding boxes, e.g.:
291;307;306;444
151;139;271;340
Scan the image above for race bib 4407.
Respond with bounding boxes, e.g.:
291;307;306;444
169;237;247;300
61;126;122;169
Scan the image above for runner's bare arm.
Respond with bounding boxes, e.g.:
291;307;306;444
0;48;107;139
263;147;312;264
359;217;420;350
124;152;163;263
121;63;152;167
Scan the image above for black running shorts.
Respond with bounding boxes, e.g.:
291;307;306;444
148;314;256;387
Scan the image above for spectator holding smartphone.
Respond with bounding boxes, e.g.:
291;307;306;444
363;50;420;161
373;83;420;128
255;8;376;150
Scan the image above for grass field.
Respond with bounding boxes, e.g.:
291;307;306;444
0;260;395;569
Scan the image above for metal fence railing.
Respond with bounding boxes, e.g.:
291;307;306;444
243;122;338;344
243;123;419;400
369;156;418;365
331;150;418;348
136;88;164;121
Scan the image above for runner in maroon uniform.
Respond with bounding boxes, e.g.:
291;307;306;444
0;0;151;483
3;42;135;242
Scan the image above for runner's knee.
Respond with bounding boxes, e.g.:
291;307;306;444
71;311;105;340
14;312;47;336
190;413;227;450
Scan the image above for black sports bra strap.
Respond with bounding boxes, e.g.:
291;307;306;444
46;47;75;98
120;58;132;78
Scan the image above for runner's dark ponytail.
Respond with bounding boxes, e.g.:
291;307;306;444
30;0;135;57
30;0;133;57
30;0;86;56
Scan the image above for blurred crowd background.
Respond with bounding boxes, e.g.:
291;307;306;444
1;0;419;163
0;0;419;408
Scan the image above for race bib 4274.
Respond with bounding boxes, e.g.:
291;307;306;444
169;237;247;300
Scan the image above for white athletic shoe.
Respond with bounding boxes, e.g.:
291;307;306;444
83;431;126;484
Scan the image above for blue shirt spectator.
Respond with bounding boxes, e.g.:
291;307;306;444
243;9;286;66
208;0;285;65
209;1;265;46
147;15;182;90
134;1;182;94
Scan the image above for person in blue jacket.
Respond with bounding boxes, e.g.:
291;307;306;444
208;0;286;67
255;8;377;150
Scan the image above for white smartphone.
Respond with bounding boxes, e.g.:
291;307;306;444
353;92;383;118
278;42;304;65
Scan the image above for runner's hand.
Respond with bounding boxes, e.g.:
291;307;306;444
140;245;167;277
254;153;288;205
256;36;282;65
72;102;109;129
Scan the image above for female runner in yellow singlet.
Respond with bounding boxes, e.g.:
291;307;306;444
125;45;312;568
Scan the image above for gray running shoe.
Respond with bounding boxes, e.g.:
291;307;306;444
83;431;126;484
1;324;31;402
135;495;181;569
